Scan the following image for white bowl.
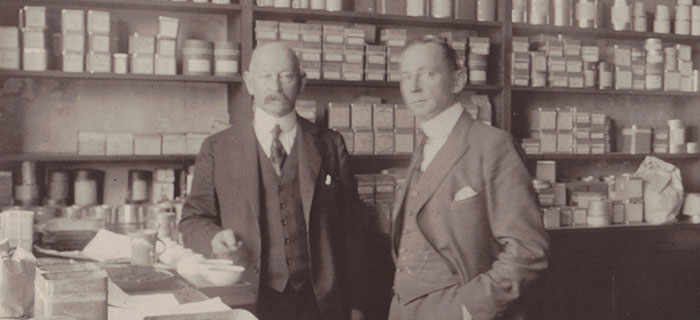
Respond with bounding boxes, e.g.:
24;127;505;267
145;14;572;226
201;264;245;286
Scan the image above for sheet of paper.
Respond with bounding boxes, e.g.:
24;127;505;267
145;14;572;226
108;297;235;320
82;229;131;262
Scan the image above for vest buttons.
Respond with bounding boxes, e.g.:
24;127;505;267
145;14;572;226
280;203;287;209
281;218;287;226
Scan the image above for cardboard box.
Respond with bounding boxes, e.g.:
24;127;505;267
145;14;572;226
323;25;345;43
133;134;162;155
560;207;574;227
328;102;351;129
162;133;187;154
543;207;561;229
322;61;341;79
155;54;176;75
106;133;134;155
131;53;154;74
536;160;556;183
573;208;588;226
129;33;155;54
372;104;394;130
78;131;106;155
61;9;85;33
374;130;394;155
61;32;85;53
625;200;644;223
60;51;84;72
20;6;47;30
353;130;373;155
394;105;414;129
186;133;208;154
351;103;373;130
34;263;107;320
21;29;45;49
87;10;110;34
88;33;111;53
86;52;111;73
156;38;176;56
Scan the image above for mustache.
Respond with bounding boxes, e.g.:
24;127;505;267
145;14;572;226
263;94;290;104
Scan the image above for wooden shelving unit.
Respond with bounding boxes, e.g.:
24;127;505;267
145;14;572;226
0;70;242;83
525;153;700;161
5;0;241;13
511;86;699;97
512;22;700;44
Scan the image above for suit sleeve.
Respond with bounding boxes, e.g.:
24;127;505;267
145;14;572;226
178;137;223;258
332;133;369;313
457;133;550;320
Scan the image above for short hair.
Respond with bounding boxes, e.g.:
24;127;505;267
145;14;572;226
403;36;460;71
249;41;301;73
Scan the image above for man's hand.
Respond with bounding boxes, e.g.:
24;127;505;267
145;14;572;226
350;308;365;320
211;229;246;265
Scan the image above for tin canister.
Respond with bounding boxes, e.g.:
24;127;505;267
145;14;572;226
74;169;98;206
553;0;571;26
48;170;71;202
21;161;36;185
432;0;453;18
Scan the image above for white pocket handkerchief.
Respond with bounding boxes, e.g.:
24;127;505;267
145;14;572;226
454;186;478;202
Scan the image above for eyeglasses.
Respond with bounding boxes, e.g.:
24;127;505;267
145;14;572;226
400;70;440;82
253;71;299;85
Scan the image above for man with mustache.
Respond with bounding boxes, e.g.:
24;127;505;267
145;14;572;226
179;42;367;320
389;38;549;320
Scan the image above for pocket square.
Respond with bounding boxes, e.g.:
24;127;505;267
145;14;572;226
454;186;478;201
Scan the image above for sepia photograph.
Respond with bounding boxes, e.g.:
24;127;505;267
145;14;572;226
0;0;699;319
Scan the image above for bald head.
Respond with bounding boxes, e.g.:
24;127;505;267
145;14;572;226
248;42;300;73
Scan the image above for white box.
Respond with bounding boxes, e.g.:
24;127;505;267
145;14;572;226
157;38;176;56
87;10;110;34
88;33;111;53
0;49;20;70
106;133;134;155
154;169;176;183
155;54;176;75
158;16;180;39
78;132;106;155
131;54;154;74
129;33;155;54
186;133;208;154
134;134;162;155
162;134;186;154
61;9;84;33
86;52;111;73
0;27;19;48
60;52;84;72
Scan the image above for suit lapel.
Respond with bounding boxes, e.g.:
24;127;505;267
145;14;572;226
411;113;473;218
297;119;321;225
224;121;261;220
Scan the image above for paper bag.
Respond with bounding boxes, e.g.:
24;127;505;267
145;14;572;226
634;156;684;224
0;246;36;318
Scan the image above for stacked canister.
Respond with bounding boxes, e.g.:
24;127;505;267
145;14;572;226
575;0;598;28
0;26;20;70
582;45;599;88
553;0;571;26
632;2;647;32
692;5;700;35
214;41;240;76
676;0;692;35
156;16;179;75
645;38;663;91
20;6;48;71
610;0;631;31
587;199;612;227
14;161;40;207
86;10;112;73
631;47;645;90
654;4;671;33
183;39;213;76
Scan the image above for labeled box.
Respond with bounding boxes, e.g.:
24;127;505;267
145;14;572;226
322;61;342;79
134;134;162;155
61;9;85;33
131;53;154;74
328;102;351;129
157;38;176;56
87;10;110;34
129;33;155;54
78;131;106;155
353;130;373;155
106;133;134;155
86;52;111;73
162;133;187;155
373;104;394;130
351;103;373;130
374;130;394;155
155;54;176;75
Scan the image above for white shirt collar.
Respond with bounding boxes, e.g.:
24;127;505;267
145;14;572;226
420;102;464;141
254;108;297;135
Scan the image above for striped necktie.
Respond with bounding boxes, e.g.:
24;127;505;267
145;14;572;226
270;124;286;174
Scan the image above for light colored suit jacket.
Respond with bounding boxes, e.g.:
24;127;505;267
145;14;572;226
391;113;550;320
179;116;367;319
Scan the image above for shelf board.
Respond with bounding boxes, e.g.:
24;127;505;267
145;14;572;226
306;79;502;91
511;86;698;96
546;220;700;234
0;153;196;163
513;23;700;43
0;70;241;83
253;7;502;30
526;153;700;161
4;0;241;13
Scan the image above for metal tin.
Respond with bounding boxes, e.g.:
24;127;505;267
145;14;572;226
48;170;70;202
432;0;453;18
73;169;98;206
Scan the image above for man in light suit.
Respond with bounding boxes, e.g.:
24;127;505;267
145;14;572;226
179;42;367;320
389;38;550;320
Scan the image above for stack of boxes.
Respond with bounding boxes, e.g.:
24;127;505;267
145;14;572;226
632;1;647;32
328;100;415;155
86;10;111;73
0;26;20;70
512;36;530;86
214;41;240;76
582;44;599;88
675;1;692;35
676;44;693;92
129;33;155;74
155;16;179;75
322;24;344;80
645;38;663;90
693;5;700;35
343;27;365;81
300;23;322;79
663;46;680;91
21;6;48;71
255;20;279;45
59;9;85;73
614;45;632;90
653;4;672;34
524;107;612;155
365;44;386;81
608;174;644;224
565;39;583;88
355;173;399;237
630;46;645;90
380;28;406;82
468;36;489;85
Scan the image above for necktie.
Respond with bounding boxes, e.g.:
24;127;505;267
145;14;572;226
413;129;427;181
270;125;286;174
